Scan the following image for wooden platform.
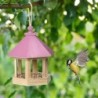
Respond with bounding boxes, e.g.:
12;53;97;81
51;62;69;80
12;73;51;86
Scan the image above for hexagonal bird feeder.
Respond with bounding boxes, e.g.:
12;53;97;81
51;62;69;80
9;26;53;86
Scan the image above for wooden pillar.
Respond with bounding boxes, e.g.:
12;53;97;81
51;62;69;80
32;59;38;73
14;59;17;77
17;59;22;76
42;58;48;78
25;59;31;79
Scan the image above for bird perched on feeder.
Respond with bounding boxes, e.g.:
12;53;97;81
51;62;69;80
66;49;89;83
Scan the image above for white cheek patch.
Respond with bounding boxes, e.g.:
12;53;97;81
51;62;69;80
68;60;71;64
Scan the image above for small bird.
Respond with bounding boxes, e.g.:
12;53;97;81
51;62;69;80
66;49;89;83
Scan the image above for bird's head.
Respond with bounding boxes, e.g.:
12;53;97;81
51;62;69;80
67;59;72;66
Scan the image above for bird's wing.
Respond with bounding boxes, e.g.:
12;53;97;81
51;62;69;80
75;49;89;67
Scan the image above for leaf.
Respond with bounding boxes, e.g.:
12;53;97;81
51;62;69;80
14;16;20;29
75;21;86;36
93;25;98;48
44;0;58;10
21;0;28;3
64;5;77;27
77;0;88;14
17;11;28;25
0;34;4;44
64;0;72;5
2;31;11;55
64;15;74;26
65;32;73;44
50;27;58;42
86;33;94;45
4;77;12;85
90;72;98;90
92;9;98;23
8;90;16;98
50;9;62;28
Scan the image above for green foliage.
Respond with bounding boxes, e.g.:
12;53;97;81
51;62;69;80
8;90;16;98
0;0;98;98
90;72;98;90
92;9;98;23
17;11;28;25
4;77;12;85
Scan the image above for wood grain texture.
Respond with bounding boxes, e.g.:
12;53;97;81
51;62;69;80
32;59;38;73
42;58;48;78
13;74;50;86
25;59;31;79
0;1;43;9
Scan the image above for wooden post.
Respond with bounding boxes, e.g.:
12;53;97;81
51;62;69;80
33;59;38;73
14;59;17;77
42;58;48;78
17;59;22;77
25;59;31;79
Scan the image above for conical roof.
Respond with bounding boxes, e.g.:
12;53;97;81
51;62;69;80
9;26;53;59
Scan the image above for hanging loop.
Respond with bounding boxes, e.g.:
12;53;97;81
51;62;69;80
44;0;45;4
28;0;33;26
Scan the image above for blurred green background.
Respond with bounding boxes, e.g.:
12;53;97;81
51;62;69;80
0;0;98;98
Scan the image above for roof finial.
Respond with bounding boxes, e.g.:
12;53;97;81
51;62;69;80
28;25;34;32
25;25;36;36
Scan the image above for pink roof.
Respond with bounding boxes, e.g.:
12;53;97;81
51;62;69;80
9;26;53;58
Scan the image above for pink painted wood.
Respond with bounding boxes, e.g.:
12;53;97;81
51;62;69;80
9;26;53;58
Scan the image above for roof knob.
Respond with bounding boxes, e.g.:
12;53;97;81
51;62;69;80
28;25;34;32
25;26;36;36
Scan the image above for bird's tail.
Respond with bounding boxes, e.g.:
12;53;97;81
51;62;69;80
76;75;81;84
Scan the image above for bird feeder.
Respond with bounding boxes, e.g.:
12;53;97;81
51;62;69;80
9;26;53;86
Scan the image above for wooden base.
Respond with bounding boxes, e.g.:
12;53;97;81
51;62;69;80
12;75;51;86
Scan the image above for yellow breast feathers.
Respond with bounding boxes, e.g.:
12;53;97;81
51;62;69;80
70;62;80;75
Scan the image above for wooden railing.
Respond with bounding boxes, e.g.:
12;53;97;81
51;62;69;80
17;72;43;79
17;73;25;78
31;72;42;78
